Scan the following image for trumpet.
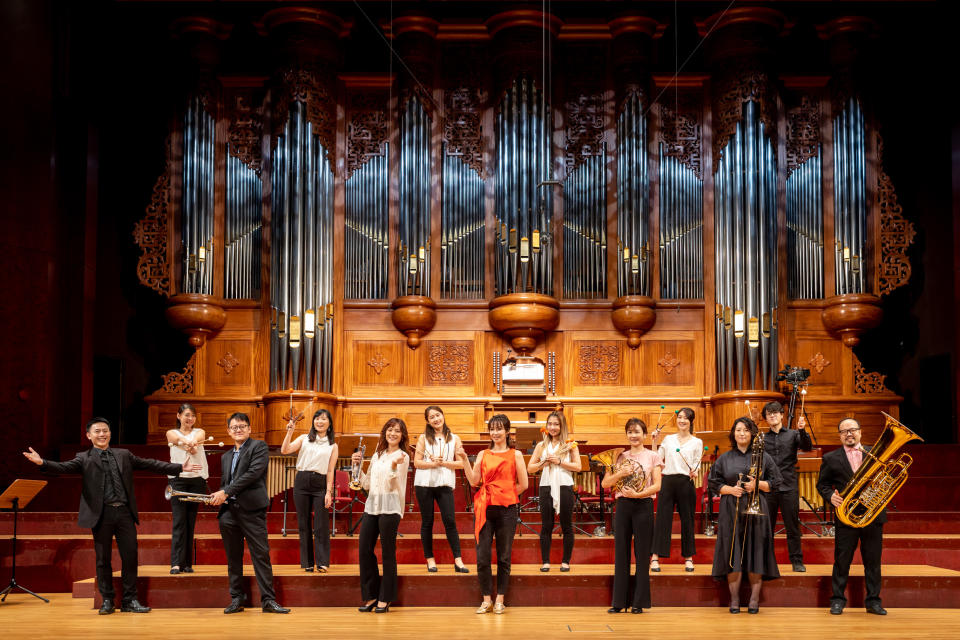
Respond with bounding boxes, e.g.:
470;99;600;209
164;484;214;505
349;436;366;491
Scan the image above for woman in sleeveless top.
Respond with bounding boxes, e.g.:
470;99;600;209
413;405;469;573
353;418;410;613
603;418;662;613
281;409;338;572
165;402;209;574
527;410;580;571
650;407;704;573
459;414;528;614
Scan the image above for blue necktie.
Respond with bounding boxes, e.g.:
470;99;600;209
230;447;240;482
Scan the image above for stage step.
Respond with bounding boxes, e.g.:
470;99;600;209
71;563;960;609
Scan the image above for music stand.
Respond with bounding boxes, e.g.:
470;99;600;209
0;479;49;603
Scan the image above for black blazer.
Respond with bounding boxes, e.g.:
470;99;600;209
41;448;183;528
219;438;270;514
816;446;887;526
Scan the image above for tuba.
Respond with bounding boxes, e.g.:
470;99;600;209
835;412;923;528
592;448;647;494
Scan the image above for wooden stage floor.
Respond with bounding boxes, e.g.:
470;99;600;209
3;594;960;640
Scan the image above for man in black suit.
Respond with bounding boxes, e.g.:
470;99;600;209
816;417;887;616
762;400;813;572
208;412;289;614
23;417;200;614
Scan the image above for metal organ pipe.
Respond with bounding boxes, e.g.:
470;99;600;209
833;98;866;295
224;152;263;300
616;92;650;298
714;101;778;392
658;147;704;300
563;148;606;299
399;97;431;297
345;145;389;300
442;147;485;299
180;96;215;295
786;150;823;300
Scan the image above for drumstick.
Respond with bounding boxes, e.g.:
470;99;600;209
651;405;667;437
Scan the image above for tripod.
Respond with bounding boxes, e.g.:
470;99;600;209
1;480;49;603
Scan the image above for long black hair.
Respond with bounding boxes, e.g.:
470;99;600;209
376;417;410;456
308;409;335;444
424;405;451;445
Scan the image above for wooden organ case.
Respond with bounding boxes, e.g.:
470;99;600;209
136;7;915;448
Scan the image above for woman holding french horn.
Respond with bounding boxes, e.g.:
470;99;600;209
709;417;782;614
601;417;662;613
527;410;581;572
413;406;469;573
165;403;209;575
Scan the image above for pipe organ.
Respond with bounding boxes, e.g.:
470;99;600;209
138;6;914;447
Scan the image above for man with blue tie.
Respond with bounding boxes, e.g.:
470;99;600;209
208;412;289;614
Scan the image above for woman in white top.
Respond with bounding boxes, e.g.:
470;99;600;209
166;403;209;575
413;406;469;573
650;407;704;573
281;409;338;573
527;411;581;572
352;418;410;613
602;418;662;614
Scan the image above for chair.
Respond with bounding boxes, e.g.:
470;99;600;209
574;459;616;536
331;469;362;537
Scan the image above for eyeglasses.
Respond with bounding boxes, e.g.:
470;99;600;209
838;428;860;436
228;424;250;432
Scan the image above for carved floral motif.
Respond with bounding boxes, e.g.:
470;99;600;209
579;344;620;384
786;95;821;175
808;352;831;374
273;66;336;160
659;93;703;179
160;353;196;394
564;93;606;172
216;351;240;375
712;64;777;173
658;352;681;375
367;351;390;375
347;93;388;179
227;92;263;173
443;86;484;175
427;344;471;384
876;135;916;296
132;173;172;296
853;354;890;394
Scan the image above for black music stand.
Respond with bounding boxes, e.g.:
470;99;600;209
1;479;49;603
281;464;296;536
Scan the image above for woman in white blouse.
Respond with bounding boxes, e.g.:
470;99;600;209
650;407;704;573
352;418;410;613
527;411;581;572
166;402;209;574
413;406;469;573
281;409;338;573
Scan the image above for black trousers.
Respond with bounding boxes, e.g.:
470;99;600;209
652;474;697;559
766;486;803;563
476;504;518;597
92;504;139;603
293;471;331;568
219;504;276;603
612;497;654;610
832;520;883;607
358;512;401;603
415;485;462;559
538;485;574;564
169;476;207;569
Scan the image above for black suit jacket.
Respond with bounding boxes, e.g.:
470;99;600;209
816;446;887;526
41;448;183;528
219;438;270;514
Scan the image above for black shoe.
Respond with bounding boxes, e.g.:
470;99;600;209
98;600;116;615
540;566;550;572
358;601;377;612
792;562;807;573
262;600;290;614
560;565;571;572
374;603;390;613
631;607;643;614
607;607;624;613
748;607;759;614
304;567;314;572
829;602;844;615
121;599;151;613
224;598;244;614
427;565;438;573
169;567;180;575
866;604;887;616
181;566;194;574
729;606;740;614
455;564;470;574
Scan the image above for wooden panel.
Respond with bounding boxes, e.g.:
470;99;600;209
351;340;405;386
422;340;474;386
637;338;696;387
791;335;844;394
574;340;622;386
204;334;256;393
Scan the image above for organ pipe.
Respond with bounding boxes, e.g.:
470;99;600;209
398;97;431;297
442;146;485;299
616;91;650;297
344;148;389;300
786;152;823;299
833;97;867;295
180;95;215;295
563;148;607;299
224;151;262;300
658;149;704;300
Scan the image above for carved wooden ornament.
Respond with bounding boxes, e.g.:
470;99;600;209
132;173;172;297
579;344;620;384
808;352;831;374
876;135;916;296
217;351;240;375
367;351;391;375
159;353;196;394
658;352;681;375
427;344;471;384
853;354;890;394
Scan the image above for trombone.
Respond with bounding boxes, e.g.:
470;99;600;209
164;485;215;505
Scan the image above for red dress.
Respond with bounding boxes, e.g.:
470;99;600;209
473;448;519;538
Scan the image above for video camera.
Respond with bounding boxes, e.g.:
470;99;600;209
776;364;810;385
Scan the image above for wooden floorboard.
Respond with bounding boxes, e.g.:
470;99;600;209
2;594;960;639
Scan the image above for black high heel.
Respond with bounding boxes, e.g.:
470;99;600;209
729;606;741;614
631;607;643;614
358;601;376;612
374;603;390;613
454;564;470;574
607;607;624;613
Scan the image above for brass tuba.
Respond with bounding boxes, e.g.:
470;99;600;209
835;412;923;528
592;448;647;494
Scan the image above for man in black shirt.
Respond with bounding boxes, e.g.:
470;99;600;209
762;401;812;572
23;417;200;614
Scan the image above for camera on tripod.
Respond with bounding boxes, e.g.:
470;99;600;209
777;364;810;385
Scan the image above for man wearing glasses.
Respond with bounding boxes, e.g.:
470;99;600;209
209;413;290;614
761;401;812;572
816;418;887;616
